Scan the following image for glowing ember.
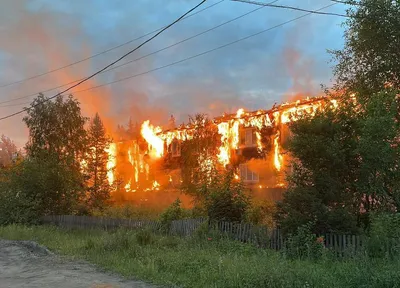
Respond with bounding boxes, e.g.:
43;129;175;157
152;180;160;190
125;180;131;192
330;99;338;109
141;120;164;158
80;159;87;171
105;143;116;186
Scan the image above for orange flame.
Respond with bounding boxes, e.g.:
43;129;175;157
105;143;116;186
128;147;133;165
125;180;131;192
236;108;245;118
256;131;262;152
141;120;164;158
104;96;328;193
153;180;160;190
273;132;282;172
231;120;240;150
217;122;230;166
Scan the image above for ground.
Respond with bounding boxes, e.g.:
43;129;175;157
0;240;154;288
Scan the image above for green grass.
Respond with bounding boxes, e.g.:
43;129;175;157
1;225;400;288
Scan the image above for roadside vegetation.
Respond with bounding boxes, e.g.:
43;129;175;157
2;224;400;288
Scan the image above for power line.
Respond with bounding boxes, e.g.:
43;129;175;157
0;0;208;120
0;0;223;89
0;0;279;106
231;0;349;17
1;2;338;112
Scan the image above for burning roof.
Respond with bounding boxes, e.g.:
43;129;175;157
106;95;333;193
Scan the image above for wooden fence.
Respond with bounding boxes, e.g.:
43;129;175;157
42;215;364;254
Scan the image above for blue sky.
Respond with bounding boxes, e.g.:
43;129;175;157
0;0;349;146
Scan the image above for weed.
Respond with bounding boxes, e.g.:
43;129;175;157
135;229;154;246
1;225;400;288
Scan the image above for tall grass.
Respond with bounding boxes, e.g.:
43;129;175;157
1;225;400;288
92;203;161;220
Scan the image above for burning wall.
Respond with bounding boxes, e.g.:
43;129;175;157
106;96;331;199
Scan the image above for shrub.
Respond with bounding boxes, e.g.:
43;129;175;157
0;152;85;225
0;165;41;225
366;213;400;259
159;198;185;232
205;171;249;223
246;199;276;228
284;221;325;260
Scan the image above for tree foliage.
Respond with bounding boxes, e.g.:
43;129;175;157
330;0;400;94
23;93;88;166
2;93;90;220
0;135;18;167
356;90;400;214
180;114;220;201
277;0;400;235
0;151;84;224
85;113;112;212
159;198;185;232
205;171;249;223
275;98;360;235
276;90;400;235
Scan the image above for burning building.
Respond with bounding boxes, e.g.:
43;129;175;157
107;96;334;203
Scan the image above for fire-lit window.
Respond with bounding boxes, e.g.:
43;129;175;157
171;140;181;157
239;164;259;182
240;128;257;147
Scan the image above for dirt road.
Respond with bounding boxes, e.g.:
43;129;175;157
0;240;155;288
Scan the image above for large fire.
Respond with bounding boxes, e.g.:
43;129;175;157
105;143;116;185
273;132;282;172
141;120;164;158
105;96;329;193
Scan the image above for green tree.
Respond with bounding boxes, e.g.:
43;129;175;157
277;0;400;235
276;90;400;234
180;114;220;202
330;0;400;94
86;113;112;212
275;98;360;235
356;90;400;217
23;93;88;166
19;93;88;216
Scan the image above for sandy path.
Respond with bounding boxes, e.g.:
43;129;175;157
0;240;156;288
